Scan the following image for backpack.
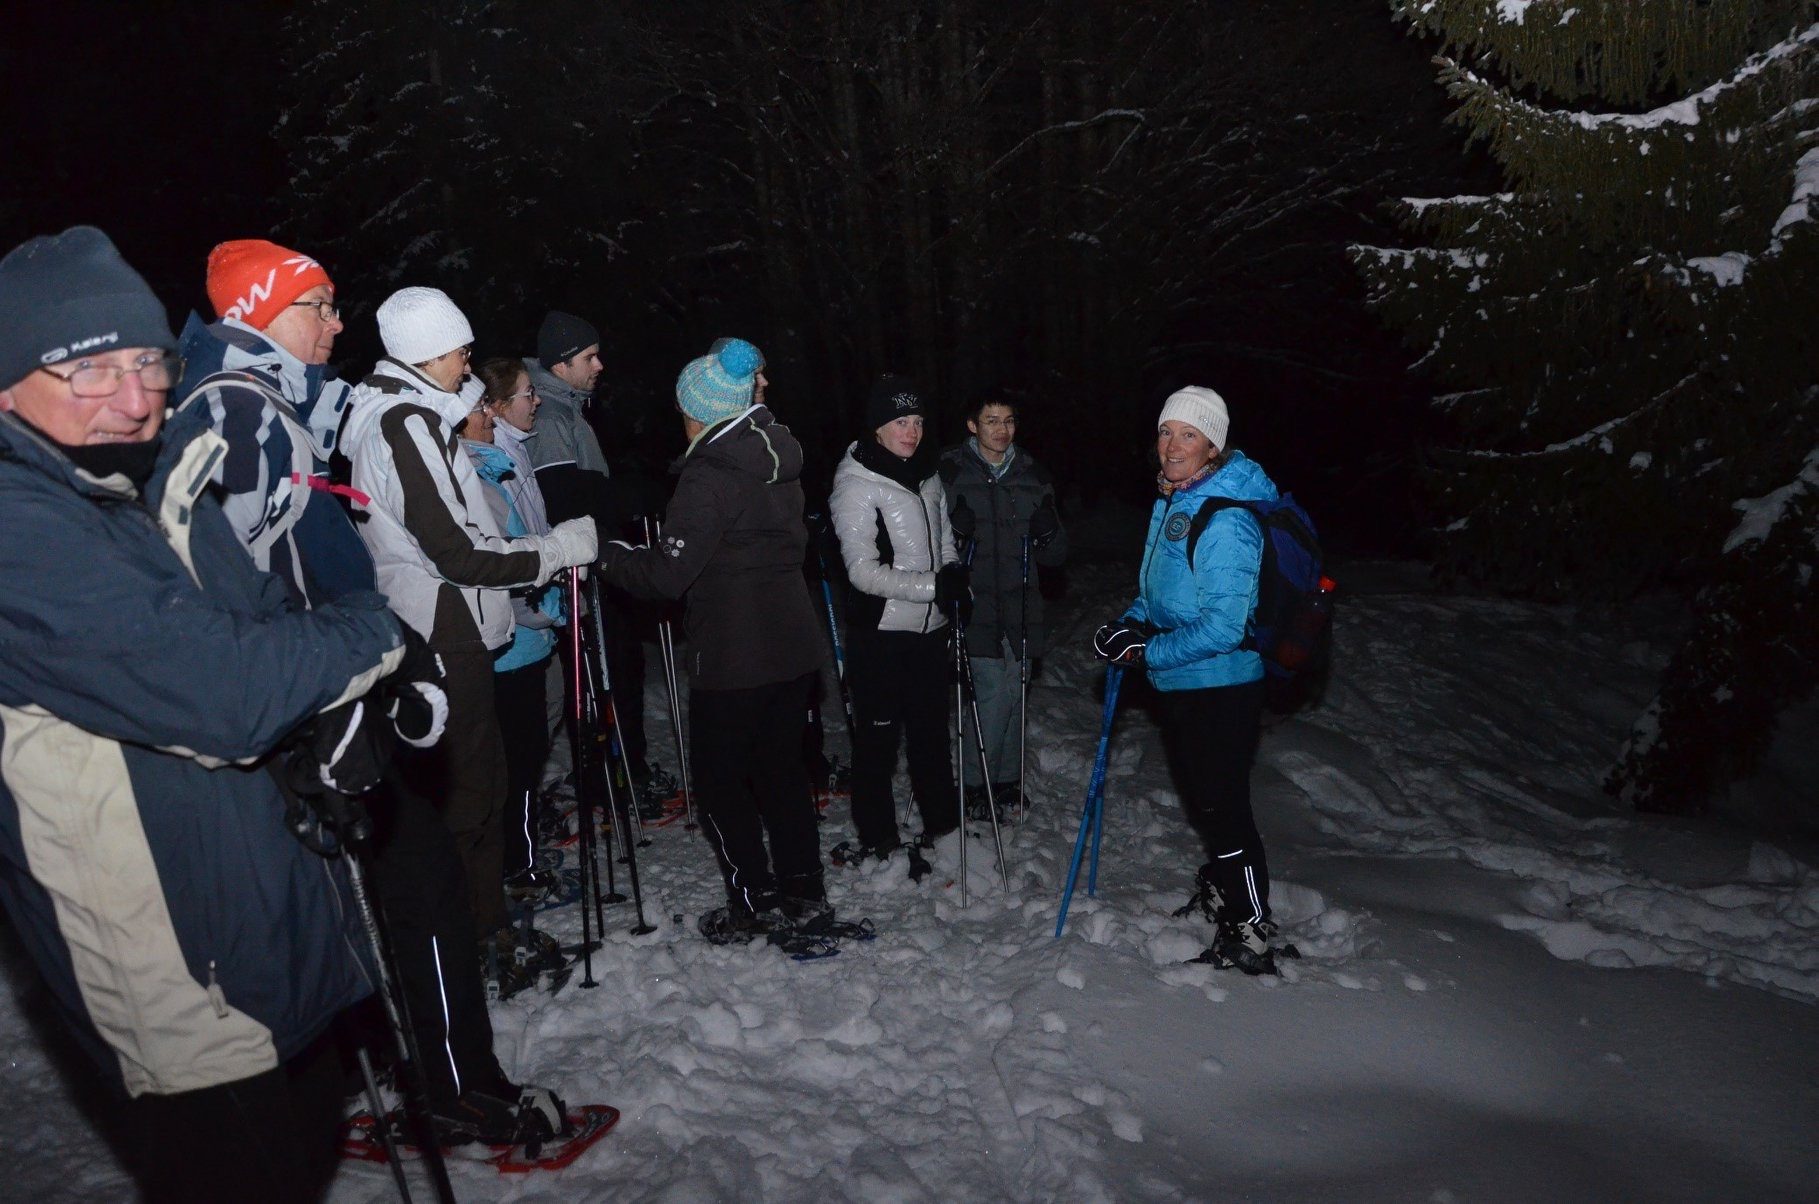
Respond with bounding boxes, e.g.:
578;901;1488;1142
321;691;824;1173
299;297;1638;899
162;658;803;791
1185;493;1335;712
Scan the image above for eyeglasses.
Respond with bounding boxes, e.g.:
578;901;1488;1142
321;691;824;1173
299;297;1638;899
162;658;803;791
287;299;341;323
497;388;537;403
456;346;473;362
39;351;184;398
976;416;1017;429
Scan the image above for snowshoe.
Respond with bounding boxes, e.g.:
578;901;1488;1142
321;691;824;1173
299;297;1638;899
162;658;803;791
905;839;934;883
781;897;877;943
964;782;1023;822
828;839;898;868
1171;862;1222;922
1189;918;1301;976
504;865;567;905
481;925;569;1001
697;904;790;946
813;757;852;812
342;1091;620;1173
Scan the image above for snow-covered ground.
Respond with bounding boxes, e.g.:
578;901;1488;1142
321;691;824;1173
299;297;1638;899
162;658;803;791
4;514;1815;1202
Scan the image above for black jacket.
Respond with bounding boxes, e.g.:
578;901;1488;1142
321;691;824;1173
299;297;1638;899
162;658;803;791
938;441;1067;657
599;406;825;690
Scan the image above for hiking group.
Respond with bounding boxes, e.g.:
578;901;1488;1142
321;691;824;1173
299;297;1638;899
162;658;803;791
0;226;1302;1201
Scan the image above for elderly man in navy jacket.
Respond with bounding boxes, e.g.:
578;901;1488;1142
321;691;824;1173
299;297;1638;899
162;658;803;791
0;227;412;1202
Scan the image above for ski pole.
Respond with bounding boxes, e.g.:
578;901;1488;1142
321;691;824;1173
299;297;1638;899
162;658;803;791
953;539;1008;890
576;643;626;910
1018;535;1030;810
566;569;602;989
586;573;657;935
814;546;854;733
648;517;696;830
1055;665;1123;938
316;800;458;1203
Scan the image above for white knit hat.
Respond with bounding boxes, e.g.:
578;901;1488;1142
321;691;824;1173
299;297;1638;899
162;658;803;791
1158;386;1229;449
377;286;474;365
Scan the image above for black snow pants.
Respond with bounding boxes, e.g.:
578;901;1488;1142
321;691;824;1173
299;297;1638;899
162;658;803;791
1156;678;1271;924
494;655;551;877
689;671;826;911
365;782;503;1108
846;627;959;850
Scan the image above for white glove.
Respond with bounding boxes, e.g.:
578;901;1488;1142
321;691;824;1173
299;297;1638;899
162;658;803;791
536;516;598;584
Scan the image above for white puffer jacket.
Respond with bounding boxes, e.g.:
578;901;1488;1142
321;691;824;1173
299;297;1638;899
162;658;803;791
830;441;957;635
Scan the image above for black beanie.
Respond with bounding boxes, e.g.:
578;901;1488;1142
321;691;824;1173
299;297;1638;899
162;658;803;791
866;373;927;431
0;226;174;392
537;310;599;370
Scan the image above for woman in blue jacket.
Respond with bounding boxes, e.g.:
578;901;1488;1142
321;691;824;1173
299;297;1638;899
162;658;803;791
1094;386;1283;974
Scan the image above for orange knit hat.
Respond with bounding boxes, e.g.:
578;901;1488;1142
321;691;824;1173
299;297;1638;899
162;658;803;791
205;240;333;330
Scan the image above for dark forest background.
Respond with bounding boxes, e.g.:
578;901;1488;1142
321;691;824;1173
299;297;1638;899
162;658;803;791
0;0;1480;552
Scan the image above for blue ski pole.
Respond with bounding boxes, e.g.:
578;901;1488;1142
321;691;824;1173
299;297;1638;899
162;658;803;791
1055;665;1124;938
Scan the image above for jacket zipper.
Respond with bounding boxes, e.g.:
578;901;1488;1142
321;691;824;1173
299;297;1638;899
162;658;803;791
917;484;936;634
1142;495;1173;614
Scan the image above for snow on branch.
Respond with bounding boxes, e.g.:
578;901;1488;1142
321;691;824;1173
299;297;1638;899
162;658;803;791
1724;439;1819;552
985;109;1148;177
1463;373;1696;459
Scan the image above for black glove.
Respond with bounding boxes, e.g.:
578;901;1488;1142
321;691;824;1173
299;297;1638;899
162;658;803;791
949;495;977;543
1028;498;1060;547
1092;618;1150;665
303;700;390;796
934;563;971;612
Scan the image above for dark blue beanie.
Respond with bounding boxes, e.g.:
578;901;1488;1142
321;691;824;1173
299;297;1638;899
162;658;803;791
0;226;174;391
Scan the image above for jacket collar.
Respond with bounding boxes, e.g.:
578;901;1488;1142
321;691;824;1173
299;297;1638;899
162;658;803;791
370;357;475;429
523;358;590;414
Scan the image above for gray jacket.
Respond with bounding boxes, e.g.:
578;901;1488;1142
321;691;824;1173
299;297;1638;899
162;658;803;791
938;440;1067;658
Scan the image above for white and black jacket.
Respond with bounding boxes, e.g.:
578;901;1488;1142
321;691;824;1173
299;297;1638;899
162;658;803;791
340;358;590;652
829;439;957;635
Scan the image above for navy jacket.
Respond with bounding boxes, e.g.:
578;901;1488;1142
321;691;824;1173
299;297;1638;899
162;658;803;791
0;407;404;1097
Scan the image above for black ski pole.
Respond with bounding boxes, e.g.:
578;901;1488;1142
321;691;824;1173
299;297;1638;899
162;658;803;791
565;568;602;989
952;539;1008;893
288;771;458;1204
646;516;697;831
585;574;657;935
1019;534;1030;808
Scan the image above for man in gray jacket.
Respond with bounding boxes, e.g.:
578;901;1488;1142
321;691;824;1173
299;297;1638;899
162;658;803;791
939;397;1067;811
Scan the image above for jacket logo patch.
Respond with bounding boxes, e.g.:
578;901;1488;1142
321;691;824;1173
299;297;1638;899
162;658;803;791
1164;513;1192;541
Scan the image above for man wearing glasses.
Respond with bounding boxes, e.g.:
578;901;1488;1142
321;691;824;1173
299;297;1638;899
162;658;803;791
0;226;413;1199
340;287;598;939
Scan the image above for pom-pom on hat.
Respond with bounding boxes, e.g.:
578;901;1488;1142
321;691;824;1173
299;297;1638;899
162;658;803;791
676;347;757;425
709;337;764;377
537;310;598;369
0;226;174;392
377;287;474;366
206;240;333;330
1157;385;1229;449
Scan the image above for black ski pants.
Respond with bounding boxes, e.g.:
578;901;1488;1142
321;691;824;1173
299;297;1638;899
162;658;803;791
365;781;502;1108
690;671;826;911
846;628;959;850
494;655;551;876
124;1029;344;1203
406;647;509;933
1156;678;1271;924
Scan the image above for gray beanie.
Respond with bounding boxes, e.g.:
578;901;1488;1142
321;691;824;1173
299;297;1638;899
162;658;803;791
0;226;174;391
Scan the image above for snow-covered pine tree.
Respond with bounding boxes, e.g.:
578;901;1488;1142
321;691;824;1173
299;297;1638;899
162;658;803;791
1353;1;1818;814
279;0;606;342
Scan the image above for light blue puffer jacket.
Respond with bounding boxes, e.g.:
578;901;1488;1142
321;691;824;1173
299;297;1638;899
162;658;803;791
464;439;562;672
1125;451;1276;691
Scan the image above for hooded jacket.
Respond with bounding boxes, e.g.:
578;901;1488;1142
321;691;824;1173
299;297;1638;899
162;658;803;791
598;405;823;691
0;406;405;1098
1126;451;1277;691
340;358;584;651
938;439;1068;658
830;439;957;636
175;314;374;606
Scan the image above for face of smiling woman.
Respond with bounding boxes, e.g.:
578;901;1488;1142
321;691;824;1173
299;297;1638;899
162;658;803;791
1156;419;1218;484
875;414;924;459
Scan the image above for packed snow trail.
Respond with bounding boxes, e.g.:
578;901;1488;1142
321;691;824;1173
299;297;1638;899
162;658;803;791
1;524;1813;1201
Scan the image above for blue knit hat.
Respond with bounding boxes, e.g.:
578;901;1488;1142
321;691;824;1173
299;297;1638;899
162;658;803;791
0;226;174;392
677;338;762;424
